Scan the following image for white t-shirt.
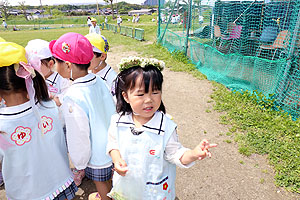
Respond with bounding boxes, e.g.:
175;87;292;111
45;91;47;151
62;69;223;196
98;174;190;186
89;25;101;34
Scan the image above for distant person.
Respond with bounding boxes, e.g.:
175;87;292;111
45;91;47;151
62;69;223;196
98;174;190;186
132;15;136;23
152;17;156;22
117;16;122;29
2;19;7;29
105;16;108;24
199;15;204;26
87;16;92;27
135;14;140;23
89;17;101;35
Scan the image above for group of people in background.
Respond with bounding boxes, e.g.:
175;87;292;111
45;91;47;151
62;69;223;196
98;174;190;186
0;18;216;199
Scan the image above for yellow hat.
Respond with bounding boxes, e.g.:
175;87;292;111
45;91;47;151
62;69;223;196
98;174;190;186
85;33;109;54
91;17;97;22
0;42;27;67
0;37;6;42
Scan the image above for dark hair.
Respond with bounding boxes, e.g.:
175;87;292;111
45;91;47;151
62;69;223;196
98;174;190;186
115;65;165;116
94;52;102;58
0;64;50;104
41;57;54;66
54;57;90;71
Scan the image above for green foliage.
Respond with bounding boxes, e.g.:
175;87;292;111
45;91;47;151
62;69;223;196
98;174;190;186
211;82;300;193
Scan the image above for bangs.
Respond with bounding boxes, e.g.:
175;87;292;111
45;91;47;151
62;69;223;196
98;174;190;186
128;66;163;93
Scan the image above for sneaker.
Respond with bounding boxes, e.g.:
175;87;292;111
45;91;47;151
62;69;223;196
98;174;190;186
88;192;101;200
72;169;85;186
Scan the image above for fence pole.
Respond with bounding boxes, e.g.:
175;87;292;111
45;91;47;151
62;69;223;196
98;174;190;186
158;0;179;43
185;0;193;56
157;0;161;41
276;7;300;102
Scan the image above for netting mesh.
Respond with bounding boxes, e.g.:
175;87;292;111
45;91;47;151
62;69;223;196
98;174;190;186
158;0;300;118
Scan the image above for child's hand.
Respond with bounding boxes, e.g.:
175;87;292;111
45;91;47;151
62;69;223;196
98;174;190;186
53;96;62;107
114;158;128;176
193;139;217;160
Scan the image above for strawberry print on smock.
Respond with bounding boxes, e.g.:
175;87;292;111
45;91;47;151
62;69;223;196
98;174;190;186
11;126;32;146
39;116;53;134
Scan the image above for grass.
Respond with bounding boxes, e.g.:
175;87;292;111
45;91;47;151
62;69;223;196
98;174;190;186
2;20;300;194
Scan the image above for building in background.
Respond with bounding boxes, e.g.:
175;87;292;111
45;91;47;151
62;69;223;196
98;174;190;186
143;0;165;6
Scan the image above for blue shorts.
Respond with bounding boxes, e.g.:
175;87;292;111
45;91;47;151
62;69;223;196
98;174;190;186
54;181;78;200
85;165;113;182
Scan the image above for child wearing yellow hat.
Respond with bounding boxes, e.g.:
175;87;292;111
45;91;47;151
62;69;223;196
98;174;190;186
85;33;117;99
89;17;101;35
0;42;77;199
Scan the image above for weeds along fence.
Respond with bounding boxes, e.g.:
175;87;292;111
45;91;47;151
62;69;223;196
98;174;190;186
158;0;300;119
103;23;144;41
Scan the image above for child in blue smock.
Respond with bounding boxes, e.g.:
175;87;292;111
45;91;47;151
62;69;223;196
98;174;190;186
0;42;77;200
49;32;116;200
107;57;217;200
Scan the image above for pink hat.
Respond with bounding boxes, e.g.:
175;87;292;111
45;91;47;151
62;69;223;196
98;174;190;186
49;32;93;64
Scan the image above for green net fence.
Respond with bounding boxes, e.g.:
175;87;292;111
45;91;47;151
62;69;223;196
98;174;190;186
158;0;300;119
134;28;145;41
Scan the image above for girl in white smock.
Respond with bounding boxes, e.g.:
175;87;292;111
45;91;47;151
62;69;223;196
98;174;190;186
107;57;217;200
0;42;76;200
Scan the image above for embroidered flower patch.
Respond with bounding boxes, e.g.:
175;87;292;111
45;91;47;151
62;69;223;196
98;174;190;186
39;116;53;134
11;126;32;146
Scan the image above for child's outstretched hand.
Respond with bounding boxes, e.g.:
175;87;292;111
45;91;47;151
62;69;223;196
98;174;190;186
193;139;218;160
114;158;128;176
180;139;217;165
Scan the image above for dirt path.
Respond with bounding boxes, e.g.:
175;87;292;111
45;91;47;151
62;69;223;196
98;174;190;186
1;47;300;200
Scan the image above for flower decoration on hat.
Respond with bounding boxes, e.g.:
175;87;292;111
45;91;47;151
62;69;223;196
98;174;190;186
62;42;71;54
118;57;165;72
101;36;109;53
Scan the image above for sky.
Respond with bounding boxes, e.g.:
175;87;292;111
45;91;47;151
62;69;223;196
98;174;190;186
6;0;145;6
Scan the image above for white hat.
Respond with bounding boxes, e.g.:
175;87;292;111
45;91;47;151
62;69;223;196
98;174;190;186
25;39;52;72
25;39;52;60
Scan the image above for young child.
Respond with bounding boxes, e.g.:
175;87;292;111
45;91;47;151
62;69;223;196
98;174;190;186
85;33;117;95
0;42;77;199
49;32;116;200
107;57;217;199
25;39;70;103
89;17;101;35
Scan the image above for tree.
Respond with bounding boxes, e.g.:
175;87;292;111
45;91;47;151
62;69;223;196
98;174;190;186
18;1;28;20
104;0;115;19
0;0;9;20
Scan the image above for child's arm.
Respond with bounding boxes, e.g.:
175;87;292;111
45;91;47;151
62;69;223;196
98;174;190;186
179;139;217;165
109;149;128;176
165;130;217;167
61;98;91;170
107;114;128;176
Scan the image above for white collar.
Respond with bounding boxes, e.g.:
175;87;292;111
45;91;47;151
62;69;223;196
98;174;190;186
0;101;33;119
117;111;166;135
72;73;97;87
45;71;59;85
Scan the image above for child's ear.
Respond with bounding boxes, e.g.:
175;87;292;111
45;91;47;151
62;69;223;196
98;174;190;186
122;91;129;103
65;61;72;72
100;53;107;61
48;60;55;69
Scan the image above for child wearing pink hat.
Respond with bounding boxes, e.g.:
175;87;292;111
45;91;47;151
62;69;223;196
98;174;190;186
49;32;116;200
